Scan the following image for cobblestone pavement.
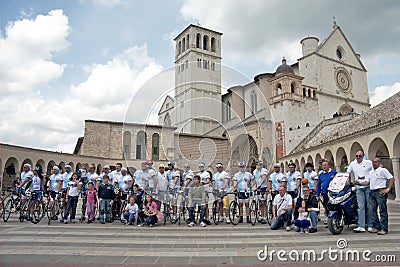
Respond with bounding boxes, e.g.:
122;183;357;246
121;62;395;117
1;201;399;266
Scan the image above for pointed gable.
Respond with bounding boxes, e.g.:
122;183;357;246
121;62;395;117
315;26;366;71
158;95;174;115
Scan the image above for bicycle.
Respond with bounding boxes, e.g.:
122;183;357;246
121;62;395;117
118;189;132;223
266;191;276;226
47;192;64;225
211;189;225;225
3;187;22;222
249;188;269;226
177;190;187;225
228;191;240;225
19;190;46;224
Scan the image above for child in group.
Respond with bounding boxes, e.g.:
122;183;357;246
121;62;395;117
294;200;311;233
132;184;144;209
139;194;159;227
86;182;97;223
123;195;139;225
61;173;80;224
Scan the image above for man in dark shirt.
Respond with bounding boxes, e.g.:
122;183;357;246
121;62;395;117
294;185;319;233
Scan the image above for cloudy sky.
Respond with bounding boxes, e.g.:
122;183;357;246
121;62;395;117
1;0;399;153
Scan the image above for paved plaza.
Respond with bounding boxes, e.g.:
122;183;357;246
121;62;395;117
1;201;399;266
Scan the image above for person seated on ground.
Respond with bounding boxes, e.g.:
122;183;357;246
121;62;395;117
139;194;159;227
294;200;311;233
270;185;293;231
294;185;319;233
123;195;139;225
187;175;207;227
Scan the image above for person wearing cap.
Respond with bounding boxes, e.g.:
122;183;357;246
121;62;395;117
20;164;34;191
286;163;302;201
47;166;63;220
303;162;318;193
233;162;253;224
98;165;112;189
166;161;181;223
251;161;268;224
268;164;285;198
182;164;194;195
213;163;231;224
154;164;169;210
61;165;73;214
197;162;212;225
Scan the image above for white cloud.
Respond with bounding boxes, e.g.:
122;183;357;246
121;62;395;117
369;82;400;107
0;10;163;153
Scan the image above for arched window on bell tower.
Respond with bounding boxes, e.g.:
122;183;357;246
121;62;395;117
196;33;201;48
251;90;257;114
203;35;209;50
211;37;216;52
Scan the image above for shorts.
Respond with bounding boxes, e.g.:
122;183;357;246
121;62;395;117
168;188;178;199
61;189;68;198
121;192;128;201
257;187;268;202
287;191;297;200
30;191;42;201
238;192;250;203
50;191;59;200
158;190;170;203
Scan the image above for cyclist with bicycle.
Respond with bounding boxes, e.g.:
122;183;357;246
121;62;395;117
154;164;168;211
114;167;133;220
19;164;34;210
23;167;43;221
144;161;157;195
197;162;212;225
233;162;253;224
60;165;73;215
133;163;149;192
166;161;180;223
47;166;62;220
213;163;231;224
251;161;268;224
286;162;302;201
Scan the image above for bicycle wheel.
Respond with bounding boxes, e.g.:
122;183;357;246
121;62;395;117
3;198;15;222
29;200;43;224
249;200;257;226
229;201;239;226
163;204;170;225
120;202;127;223
212;200;220;225
19;201;29;222
0;198;3;218
266;200;273;226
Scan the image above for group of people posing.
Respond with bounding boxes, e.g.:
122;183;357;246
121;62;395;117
16;152;395;234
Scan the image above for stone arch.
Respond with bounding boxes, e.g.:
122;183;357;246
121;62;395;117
308;88;311;97
47;160;56;175
21;158;33;172
211;37;216;52
291;82;296;94
300;157;306;172
394;132;400;157
123;131;132;160
203;35;209;50
339;103;353;115
277;83;282;95
350;142;364;160
164;113;171;126
136;131;147;160
186;34;190;49
178;41;181;55
284;161;289;173
368;137;392;171
294;159;300;171
231;134;258;172
324;150;335;169
182;37;186;52
303;87;306;97
4;157;19;187
35;159;45;172
307;155;313;167
196;33;201;48
59;161;65;172
315;153;322;171
336;147;348;172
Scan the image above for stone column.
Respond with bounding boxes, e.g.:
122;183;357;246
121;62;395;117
391;158;400;202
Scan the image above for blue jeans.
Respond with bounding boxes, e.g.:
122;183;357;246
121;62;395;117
100;199;111;222
294;210;318;231
369;190;388;232
188;200;206;223
63;196;78;220
356;187;371;228
139;210;157;225
123;212;136;223
270;208;292;230
294;219;311;229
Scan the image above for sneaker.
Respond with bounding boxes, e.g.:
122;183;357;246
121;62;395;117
60;219;64;223
368;227;374;232
123;222;127;225
188;222;195;227
64;221;68;224
353;227;366;233
309;228;317;233
128;222;133;225
238;217;243;223
368;228;379;233
261;218;267;224
205;219;212;225
246;216;251;224
200;221;206;227
286;226;291;231
377;230;387;235
149;224;155;227
100;221;105;224
226;218;231;224
219;217;225;223
70;219;76;224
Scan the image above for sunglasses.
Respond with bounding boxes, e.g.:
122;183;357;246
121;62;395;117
356;155;362;158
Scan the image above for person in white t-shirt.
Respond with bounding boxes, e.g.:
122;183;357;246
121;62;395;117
233;162;253;224
123;195;139;225
347;151;373;232
303;162;318;192
61;173;80;224
154;164;169;210
367;157;395;235
251;161;269;224
197;163;212;225
213;163;231;224
270;185;293;231
110;163;122;185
